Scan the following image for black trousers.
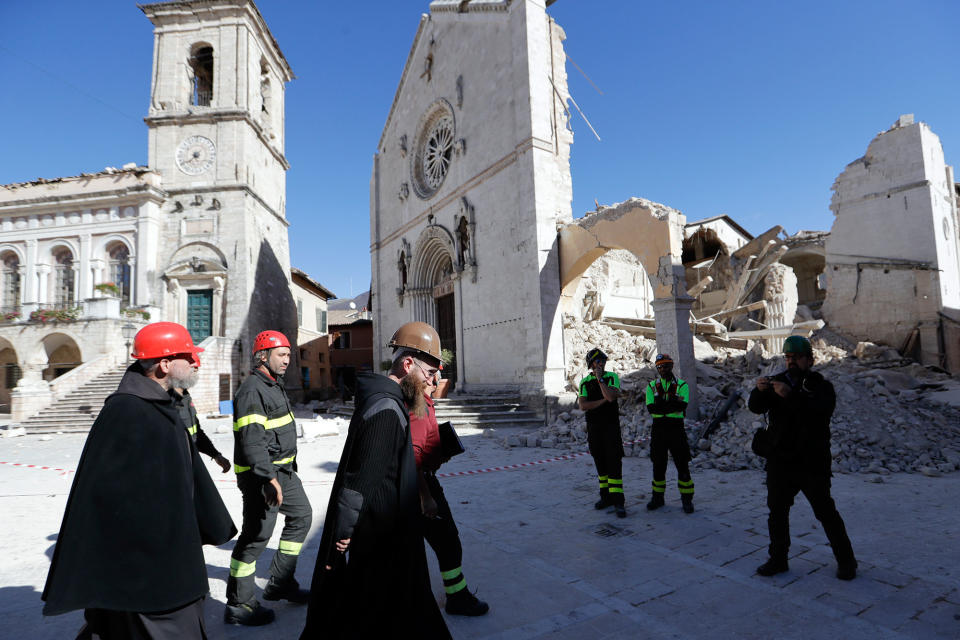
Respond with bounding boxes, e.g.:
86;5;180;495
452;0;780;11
227;469;312;605
766;469;855;564
650;419;692;491
78;597;207;640
587;421;624;505
421;472;467;593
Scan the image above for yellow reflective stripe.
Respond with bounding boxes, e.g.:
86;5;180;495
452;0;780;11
278;540;303;556
230;558;256;578
273;455;296;465
234;464;251;473
651;413;685;419
187;425;197;436
234;414;267;431
441;567;462;580
608;487;624;494
444;577;467;594
265;413;294;430
607;478;623;485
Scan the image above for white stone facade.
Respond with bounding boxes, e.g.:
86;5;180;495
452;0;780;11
370;0;574;397
0;0;299;418
823;116;960;370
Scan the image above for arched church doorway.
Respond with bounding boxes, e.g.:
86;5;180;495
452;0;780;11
411;225;459;385
0;340;20;414
41;333;82;381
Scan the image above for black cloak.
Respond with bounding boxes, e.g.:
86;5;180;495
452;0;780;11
300;372;450;639
42;363;236;616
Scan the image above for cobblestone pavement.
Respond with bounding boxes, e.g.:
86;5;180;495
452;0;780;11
2;425;958;639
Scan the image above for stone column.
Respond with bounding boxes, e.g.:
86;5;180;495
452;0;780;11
652;297;698;420
36;264;50;305
212;276;225;336
78;233;92;300
23;239;37;303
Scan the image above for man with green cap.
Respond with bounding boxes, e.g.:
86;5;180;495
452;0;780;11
748;335;858;580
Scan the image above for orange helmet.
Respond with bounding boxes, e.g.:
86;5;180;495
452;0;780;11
253;330;290;354
132;322;204;360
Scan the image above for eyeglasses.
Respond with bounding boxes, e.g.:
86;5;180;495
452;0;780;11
413;359;439;380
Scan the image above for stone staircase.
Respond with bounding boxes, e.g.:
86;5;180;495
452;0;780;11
21;365;127;434
328;393;543;429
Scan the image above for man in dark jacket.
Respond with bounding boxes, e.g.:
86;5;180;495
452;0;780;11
645;354;695;513
748;335;857;580
226;330;312;626
300;322;451;640
171;384;231;473
42;322;236;639
578;347;626;518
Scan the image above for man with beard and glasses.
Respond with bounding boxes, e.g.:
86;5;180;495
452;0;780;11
170;354;231;474
748;335;858;580
300;322;451;640
42;322;236;639
225;330;312;626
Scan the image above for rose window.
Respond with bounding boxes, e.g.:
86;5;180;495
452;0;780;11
412;101;456;199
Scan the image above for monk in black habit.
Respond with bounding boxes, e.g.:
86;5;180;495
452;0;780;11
42;322;236;639
301;324;451;639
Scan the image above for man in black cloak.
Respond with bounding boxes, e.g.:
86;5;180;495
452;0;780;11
42;322;236;639
300;322;451;639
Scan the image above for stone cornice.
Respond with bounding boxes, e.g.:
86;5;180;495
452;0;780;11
145;110;290;170
430;0;512;12
0;185;166;215
164;184;289;227
372;135;549;250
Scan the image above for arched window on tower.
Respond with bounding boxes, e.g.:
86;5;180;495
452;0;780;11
53;247;75;307
108;243;132;305
1;252;20;313
189;45;214;106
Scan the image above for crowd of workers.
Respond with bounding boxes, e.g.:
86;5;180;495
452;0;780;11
39;318;856;638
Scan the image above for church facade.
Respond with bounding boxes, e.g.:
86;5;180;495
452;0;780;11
370;0;574;397
0;0;298;420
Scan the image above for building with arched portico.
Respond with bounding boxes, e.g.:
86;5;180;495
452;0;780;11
0;0;305;423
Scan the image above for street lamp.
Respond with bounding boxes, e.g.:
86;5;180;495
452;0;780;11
122;323;137;363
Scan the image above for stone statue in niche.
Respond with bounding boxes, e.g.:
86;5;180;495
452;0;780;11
399;134;408;157
457;216;470;267
398;251;408;291
456;75;464;108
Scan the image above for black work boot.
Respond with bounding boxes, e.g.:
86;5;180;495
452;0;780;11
615;504;627;518
224;601;275;626
594;490;613;510
445;589;490;616
756;557;789;577
646;493;665;511
681;495;694;514
263;577;310;604
836;559;858;581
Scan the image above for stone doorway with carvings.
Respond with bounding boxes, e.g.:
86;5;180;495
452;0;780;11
410;224;461;386
434;282;457;385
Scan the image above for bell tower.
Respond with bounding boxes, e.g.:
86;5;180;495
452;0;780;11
140;0;299;382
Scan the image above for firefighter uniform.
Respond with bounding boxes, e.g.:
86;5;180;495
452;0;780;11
227;368;312;608
579;369;625;511
645;372;694;512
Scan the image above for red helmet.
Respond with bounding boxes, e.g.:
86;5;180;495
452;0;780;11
253;330;290;354
132;322;204;360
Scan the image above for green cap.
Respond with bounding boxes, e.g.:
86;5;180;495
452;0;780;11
783;335;813;355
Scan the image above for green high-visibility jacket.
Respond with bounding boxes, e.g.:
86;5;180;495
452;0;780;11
645;377;689;419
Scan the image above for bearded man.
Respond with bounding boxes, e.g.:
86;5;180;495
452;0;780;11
42;322;236;639
300;322;450;640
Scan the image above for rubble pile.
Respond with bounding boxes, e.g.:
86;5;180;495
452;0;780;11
531;323;960;476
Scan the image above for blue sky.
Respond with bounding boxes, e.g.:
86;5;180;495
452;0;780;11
1;1;957;300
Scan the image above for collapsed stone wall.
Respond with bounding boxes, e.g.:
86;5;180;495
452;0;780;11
525;321;960;477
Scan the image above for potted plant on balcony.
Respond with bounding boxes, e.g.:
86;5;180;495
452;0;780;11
435;348;455;398
94;282;121;297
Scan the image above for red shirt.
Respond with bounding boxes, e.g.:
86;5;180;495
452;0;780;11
409;394;443;472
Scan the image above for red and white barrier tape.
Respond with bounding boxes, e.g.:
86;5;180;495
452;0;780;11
0;461;74;476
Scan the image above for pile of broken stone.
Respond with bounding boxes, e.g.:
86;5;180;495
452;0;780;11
524;321;960;477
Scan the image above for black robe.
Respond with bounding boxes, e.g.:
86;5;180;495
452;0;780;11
42;363;236;617
300;372;450;639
